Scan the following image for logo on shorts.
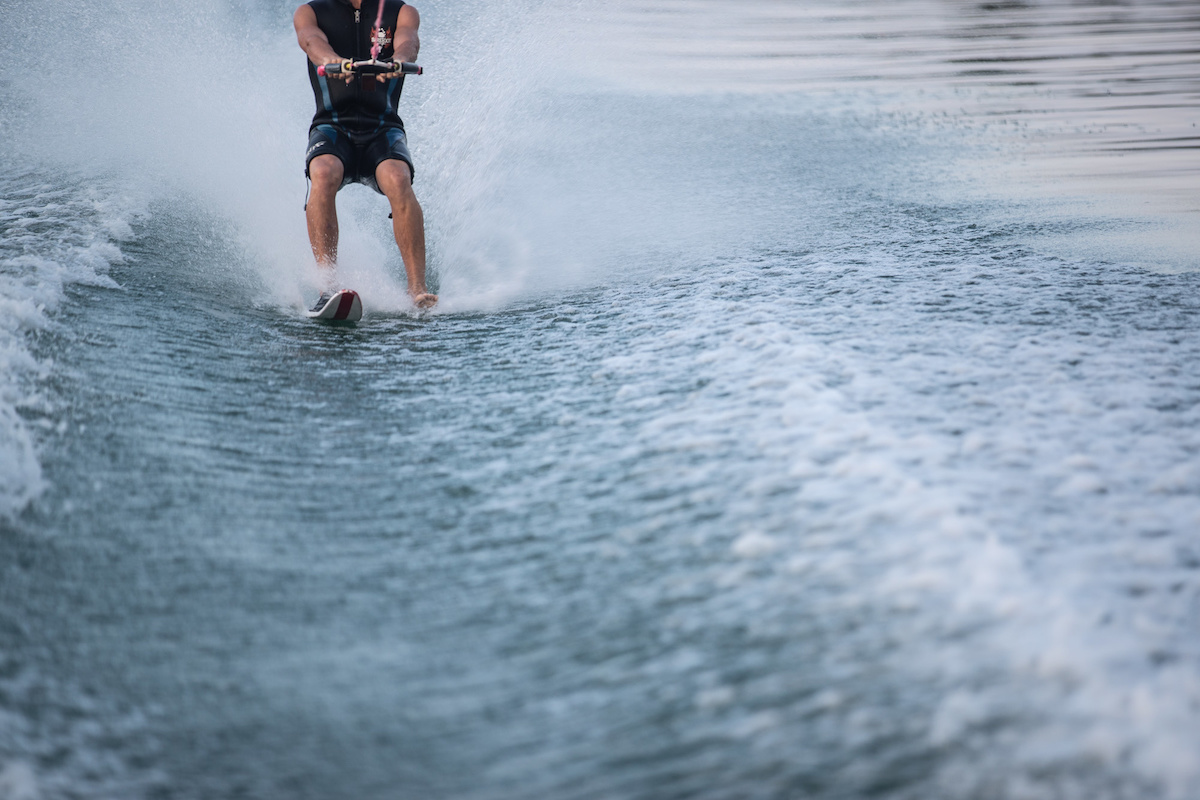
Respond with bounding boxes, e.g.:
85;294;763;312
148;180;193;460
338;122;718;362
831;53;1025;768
307;142;325;157
372;26;393;51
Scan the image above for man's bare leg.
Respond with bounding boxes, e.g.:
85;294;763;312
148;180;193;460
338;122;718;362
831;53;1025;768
376;159;437;308
306;154;344;287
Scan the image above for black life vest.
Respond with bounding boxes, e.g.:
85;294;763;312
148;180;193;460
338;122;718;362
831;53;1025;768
306;0;408;134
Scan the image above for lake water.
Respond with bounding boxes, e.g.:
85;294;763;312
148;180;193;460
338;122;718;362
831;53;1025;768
1;1;1199;798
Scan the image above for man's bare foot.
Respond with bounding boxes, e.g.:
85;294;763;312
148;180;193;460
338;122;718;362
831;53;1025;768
413;292;438;309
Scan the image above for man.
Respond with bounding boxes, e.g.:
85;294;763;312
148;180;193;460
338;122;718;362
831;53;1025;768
294;0;437;309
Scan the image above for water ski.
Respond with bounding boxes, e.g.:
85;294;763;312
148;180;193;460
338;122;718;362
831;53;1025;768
307;290;363;322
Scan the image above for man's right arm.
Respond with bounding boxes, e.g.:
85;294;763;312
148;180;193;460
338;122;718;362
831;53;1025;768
294;4;343;68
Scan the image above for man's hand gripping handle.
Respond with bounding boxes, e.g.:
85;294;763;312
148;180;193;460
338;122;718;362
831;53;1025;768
317;60;424;78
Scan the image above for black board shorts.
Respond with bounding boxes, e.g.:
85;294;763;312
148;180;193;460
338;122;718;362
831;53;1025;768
305;124;414;193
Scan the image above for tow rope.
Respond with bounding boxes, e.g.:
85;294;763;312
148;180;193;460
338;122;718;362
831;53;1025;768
370;0;388;60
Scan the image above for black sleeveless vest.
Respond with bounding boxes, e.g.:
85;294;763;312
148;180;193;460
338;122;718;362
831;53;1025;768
306;0;408;134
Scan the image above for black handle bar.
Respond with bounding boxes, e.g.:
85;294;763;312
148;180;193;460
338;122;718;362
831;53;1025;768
317;59;423;77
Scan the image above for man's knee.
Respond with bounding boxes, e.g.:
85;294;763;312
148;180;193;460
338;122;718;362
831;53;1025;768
376;159;415;202
308;155;344;190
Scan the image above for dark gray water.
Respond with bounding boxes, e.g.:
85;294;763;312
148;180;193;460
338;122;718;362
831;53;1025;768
2;1;1199;798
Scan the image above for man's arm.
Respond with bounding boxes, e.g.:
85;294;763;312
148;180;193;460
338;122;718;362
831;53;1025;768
295;4;344;69
375;4;419;80
392;5;420;63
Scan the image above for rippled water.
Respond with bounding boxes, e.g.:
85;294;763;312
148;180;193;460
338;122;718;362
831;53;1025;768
583;0;1200;264
592;1;1200;169
2;1;1199;799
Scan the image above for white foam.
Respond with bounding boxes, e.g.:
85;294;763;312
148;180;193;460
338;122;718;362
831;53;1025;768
0;177;140;519
609;258;1200;796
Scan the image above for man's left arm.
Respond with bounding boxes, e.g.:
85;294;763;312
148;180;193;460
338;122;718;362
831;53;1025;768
382;4;420;79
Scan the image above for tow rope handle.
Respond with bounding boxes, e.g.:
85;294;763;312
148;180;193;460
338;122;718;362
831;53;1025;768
318;60;423;77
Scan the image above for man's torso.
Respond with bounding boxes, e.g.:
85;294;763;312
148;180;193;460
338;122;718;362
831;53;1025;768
306;0;408;134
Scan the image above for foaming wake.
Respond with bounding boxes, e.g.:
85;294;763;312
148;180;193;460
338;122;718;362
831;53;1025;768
0;171;140;518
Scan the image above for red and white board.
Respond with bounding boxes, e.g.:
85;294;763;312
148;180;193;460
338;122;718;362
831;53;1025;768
306;290;363;322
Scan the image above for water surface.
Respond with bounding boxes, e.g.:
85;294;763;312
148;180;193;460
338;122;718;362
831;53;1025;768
1;1;1199;798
